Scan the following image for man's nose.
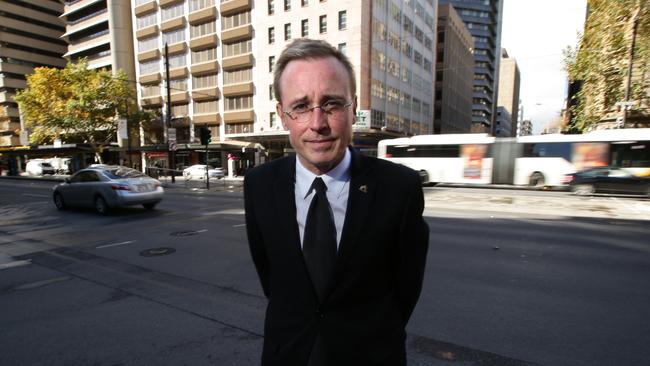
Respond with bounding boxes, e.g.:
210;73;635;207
308;107;328;130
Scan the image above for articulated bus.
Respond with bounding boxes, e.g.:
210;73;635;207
377;129;650;187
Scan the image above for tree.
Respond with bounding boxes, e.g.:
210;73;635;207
564;0;649;132
15;59;132;162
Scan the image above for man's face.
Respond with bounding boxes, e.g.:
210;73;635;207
277;57;356;175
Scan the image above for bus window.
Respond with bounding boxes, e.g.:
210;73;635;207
523;142;571;161
610;141;650;167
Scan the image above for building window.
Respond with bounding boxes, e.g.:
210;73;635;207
193;100;218;114
319;15;327;33
268;0;274;14
161;3;184;21
192;74;217;89
270;112;277;127
163;29;185;45
222;39;252;57
338;43;346;55
168;53;187;68
338;11;347;30
139;60;159;74
269;56;275;72
269;84;274;100
268;27;275;43
136;13;156;29
191;47;217;63
222;11;251;30
284;23;292;40
223;68;253;84
191;21;216;38
225;123;253;134
301;19;308;37
141;84;160;97
224;95;253;111
189;0;215;12
302;0;309;6
138;36;158;52
284;0;291;11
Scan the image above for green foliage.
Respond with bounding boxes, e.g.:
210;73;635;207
15;59;132;147
564;0;649;131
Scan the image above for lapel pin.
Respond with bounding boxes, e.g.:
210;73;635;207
359;185;368;193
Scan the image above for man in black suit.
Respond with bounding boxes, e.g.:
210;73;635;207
244;39;429;366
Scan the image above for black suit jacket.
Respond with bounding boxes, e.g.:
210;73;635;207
244;148;429;366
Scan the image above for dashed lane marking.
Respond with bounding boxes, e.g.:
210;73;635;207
96;240;136;249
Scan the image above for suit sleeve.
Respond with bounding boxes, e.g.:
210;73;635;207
397;172;429;324
244;176;271;298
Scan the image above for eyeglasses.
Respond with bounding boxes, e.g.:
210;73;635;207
281;100;353;124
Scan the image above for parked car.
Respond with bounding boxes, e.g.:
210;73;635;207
52;165;164;214
183;164;224;179
26;160;55;176
565;167;650;197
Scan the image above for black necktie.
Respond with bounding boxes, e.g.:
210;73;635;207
303;177;337;302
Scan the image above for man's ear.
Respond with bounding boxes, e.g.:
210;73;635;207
276;103;288;130
351;96;358;125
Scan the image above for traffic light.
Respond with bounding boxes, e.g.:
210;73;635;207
200;126;212;145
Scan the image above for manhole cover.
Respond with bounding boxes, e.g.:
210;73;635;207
140;247;176;257
170;230;201;237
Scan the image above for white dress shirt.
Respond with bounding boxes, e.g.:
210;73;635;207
295;148;351;248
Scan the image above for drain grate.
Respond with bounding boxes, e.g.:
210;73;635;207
140;247;176;257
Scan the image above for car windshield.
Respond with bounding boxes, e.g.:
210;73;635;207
42;163;53;167
104;167;147;179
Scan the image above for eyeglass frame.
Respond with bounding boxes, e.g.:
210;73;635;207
280;99;354;123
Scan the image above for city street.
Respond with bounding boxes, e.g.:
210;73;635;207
1;179;649;366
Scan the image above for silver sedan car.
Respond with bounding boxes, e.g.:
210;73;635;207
53;165;164;214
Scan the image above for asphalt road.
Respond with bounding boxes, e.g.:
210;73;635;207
1;179;648;366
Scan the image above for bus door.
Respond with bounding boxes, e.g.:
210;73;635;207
491;138;520;184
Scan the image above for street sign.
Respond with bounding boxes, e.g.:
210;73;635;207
168;128;177;141
168;141;177;151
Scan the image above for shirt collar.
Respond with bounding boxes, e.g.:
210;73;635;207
296;148;351;199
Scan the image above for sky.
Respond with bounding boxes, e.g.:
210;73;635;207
500;0;588;134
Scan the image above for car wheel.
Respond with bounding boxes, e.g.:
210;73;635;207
143;203;157;210
572;184;595;196
529;172;545;187
94;196;109;215
53;193;66;210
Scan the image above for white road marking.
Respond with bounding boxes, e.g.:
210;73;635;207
195;229;208;233
233;223;246;228
0;259;32;270
21;193;49;198
96;240;136;249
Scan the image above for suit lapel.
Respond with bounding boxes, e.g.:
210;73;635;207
273;156;303;257
335;149;375;281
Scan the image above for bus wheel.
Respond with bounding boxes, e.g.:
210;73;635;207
529;172;545;187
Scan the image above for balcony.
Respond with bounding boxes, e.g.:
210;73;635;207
138;49;161;62
189;6;217;25
191;60;219;75
63;0;104;17
192;87;220;101
189;34;218;50
134;0;157;16
221;24;253;44
222;82;253;97
220;0;251;16
141;95;163;107
160;0;183;6
65;33;111;57
161;16;186;32
166;42;187;55
166;92;190;104
223;109;254;123
193;113;221;125
168;67;188;79
139;72;162;84
221;53;253;71
136;25;158;39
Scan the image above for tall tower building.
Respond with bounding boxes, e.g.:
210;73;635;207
130;0;439;170
0;0;67;146
438;0;503;133
434;3;474;134
497;48;520;137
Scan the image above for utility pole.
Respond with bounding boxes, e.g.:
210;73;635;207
165;43;175;183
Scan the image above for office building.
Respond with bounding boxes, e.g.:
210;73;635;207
130;0;438;171
438;0;503;133
496;48;519;136
434;3;473;134
494;106;511;136
518;118;532;136
0;0;66;147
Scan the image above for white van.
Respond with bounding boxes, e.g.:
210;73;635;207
26;160;56;176
47;157;71;174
